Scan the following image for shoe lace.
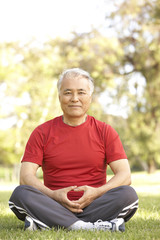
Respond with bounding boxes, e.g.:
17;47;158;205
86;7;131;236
94;219;112;228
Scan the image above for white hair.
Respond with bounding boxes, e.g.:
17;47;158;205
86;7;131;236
57;68;94;95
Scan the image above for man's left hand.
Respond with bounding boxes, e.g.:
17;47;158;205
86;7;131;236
73;185;99;209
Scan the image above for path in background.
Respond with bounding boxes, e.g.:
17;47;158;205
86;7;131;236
0;182;18;191
131;171;160;195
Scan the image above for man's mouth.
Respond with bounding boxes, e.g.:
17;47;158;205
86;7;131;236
69;105;81;107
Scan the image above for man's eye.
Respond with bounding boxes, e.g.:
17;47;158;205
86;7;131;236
64;92;71;95
79;92;86;95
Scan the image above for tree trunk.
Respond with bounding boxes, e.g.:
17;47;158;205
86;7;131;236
148;159;157;173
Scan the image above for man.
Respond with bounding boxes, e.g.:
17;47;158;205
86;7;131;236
9;68;138;231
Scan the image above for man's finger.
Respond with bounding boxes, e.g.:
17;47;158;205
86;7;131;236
63;201;83;213
73;186;85;192
68;207;83;213
65;198;82;209
73;195;86;205
66;185;78;192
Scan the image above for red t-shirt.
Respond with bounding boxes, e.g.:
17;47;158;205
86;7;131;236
22;115;127;200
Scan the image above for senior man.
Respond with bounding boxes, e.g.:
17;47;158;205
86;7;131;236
9;68;138;231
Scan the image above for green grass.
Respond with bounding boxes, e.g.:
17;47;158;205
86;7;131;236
0;171;160;240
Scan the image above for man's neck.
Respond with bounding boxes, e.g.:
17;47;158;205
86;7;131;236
62;115;87;126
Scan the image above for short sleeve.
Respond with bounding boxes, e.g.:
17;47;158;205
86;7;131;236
105;125;127;164
21;126;44;166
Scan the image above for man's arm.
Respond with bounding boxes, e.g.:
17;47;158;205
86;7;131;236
20;162;83;213
20;162;53;196
98;158;131;195
74;159;131;209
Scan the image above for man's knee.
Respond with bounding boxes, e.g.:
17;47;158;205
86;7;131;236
116;186;139;221
9;185;35;202
120;185;138;202
107;185;139;209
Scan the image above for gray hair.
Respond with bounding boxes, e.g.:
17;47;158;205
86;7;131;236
57;68;94;95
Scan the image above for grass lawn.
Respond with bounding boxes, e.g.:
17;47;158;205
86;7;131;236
0;171;160;240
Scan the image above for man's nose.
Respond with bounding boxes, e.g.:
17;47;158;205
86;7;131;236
71;93;79;102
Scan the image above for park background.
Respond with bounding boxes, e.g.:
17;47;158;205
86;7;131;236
0;0;160;178
0;0;160;239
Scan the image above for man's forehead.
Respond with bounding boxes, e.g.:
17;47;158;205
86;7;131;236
62;75;88;82
63;88;87;91
61;77;90;87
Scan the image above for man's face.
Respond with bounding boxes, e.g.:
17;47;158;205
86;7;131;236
59;76;92;119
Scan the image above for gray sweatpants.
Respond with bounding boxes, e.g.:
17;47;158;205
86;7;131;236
9;185;138;229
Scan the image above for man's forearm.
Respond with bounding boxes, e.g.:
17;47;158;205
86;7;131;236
97;171;131;198
20;174;54;199
96;159;132;198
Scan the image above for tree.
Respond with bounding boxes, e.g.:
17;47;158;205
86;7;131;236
106;0;160;172
0;41;62;165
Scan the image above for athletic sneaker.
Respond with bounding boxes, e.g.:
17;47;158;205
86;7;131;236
94;218;125;232
110;218;125;232
69;218;125;231
24;216;38;231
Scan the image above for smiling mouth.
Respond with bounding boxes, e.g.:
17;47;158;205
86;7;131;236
69;105;81;108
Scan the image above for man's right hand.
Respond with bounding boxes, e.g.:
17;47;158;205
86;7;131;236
51;186;83;213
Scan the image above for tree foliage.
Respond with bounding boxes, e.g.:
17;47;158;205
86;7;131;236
107;0;160;172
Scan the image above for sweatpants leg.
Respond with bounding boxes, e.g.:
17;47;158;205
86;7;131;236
9;185;79;229
75;185;138;223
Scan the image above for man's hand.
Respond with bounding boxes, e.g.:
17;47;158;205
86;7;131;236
73;185;99;209
51;186;83;213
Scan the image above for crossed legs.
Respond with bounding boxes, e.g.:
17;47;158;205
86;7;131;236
9;185;138;229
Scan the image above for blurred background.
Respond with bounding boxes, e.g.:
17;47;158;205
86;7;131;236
0;0;160;183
